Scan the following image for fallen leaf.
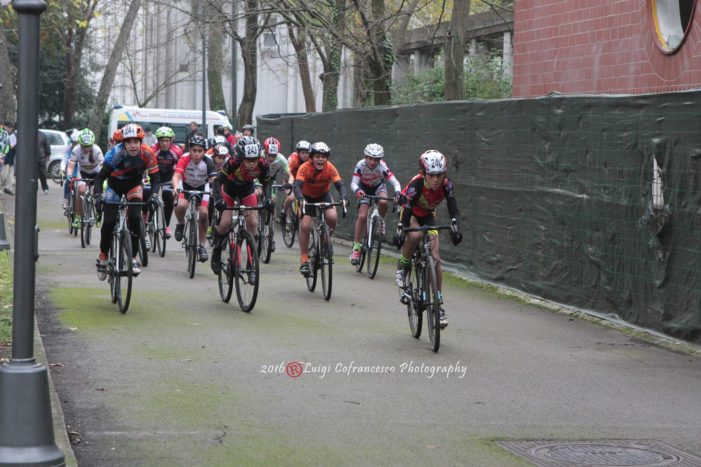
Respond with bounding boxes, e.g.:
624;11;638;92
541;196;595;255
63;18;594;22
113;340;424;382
95;387;108;392
49;363;64;369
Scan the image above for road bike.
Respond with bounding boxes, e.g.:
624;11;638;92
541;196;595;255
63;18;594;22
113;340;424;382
399;221;457;352
64;178;78;237
180;189;210;278
281;196;300;248
145;189;167;258
79;179;99;248
354;195;394;279
106;195;145;314
303;200;346;301
215;204;264;312
257;183;291;264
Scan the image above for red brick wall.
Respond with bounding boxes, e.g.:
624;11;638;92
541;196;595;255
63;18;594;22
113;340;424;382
513;0;701;97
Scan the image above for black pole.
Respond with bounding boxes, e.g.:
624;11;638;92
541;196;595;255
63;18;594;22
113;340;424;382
0;1;65;465
201;3;207;138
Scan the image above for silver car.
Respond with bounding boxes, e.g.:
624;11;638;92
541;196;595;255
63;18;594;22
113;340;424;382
41;129;71;184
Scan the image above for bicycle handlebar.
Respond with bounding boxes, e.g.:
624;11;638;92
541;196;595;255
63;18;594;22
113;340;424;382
304;200;348;218
401;223;456;234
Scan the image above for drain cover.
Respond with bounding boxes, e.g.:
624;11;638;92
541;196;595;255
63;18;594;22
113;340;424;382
498;440;701;466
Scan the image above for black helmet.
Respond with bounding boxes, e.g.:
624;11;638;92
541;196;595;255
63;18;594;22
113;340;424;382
235;136;261;159
189;134;207;149
241;124;255;135
309;141;331;158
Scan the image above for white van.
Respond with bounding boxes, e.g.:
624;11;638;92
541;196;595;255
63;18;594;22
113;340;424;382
108;105;232;145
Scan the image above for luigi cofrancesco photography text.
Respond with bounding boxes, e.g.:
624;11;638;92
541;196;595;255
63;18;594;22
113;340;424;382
260;360;469;379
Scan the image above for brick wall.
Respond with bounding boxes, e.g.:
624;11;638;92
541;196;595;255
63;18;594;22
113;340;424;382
513;0;701;97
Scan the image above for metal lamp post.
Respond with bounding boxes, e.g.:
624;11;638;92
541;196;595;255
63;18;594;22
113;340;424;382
0;1;65;465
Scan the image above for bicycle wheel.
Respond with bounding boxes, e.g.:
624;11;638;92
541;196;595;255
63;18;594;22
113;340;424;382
234;229;259;312
156;203;166;257
208;207;220;247
147;206;157;253
366;217;382;279
282;212;296;248
218;233;234;303
85;197;94;246
109;232;120;304
355;234;367;273
260;210;273;264
407;263;422;339
138;217;148;267
305;228;318;292
66;196;75;235
117;229;133;314
425;256;441;352
320;228;333;301
80;196;88;248
186;215;197;278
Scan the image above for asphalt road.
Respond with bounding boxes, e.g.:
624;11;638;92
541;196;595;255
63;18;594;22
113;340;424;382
9;189;701;466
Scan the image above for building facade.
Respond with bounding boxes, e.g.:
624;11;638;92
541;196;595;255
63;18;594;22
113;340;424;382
512;0;701;97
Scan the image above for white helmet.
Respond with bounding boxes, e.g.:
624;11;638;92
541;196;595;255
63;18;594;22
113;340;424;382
214;135;227;144
419;150;447;174
364;143;384;159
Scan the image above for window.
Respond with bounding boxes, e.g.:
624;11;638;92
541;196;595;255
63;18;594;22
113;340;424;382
651;0;696;53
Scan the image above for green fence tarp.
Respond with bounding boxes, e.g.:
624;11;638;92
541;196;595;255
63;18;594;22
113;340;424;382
258;91;701;343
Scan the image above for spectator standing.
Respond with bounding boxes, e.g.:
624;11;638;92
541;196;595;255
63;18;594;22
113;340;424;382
143;126;158;147
185;121;199;152
37;129;51;193
0;121;14;195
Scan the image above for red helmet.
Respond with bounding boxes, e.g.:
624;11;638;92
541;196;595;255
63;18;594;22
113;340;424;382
264;137;281;155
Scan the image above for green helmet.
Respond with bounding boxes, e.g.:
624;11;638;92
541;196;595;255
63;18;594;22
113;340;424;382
155;126;175;139
78;128;95;146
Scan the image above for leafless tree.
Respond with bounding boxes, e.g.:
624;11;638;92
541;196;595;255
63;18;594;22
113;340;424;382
0;5;16;122
444;0;469;100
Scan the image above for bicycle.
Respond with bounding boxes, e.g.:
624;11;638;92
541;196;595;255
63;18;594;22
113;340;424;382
354;195;394;279
399;221;457;352
63;178;80;237
303;200;346;301
145;189;167;258
257;183;290;264
180;189;210;278
79;179;99;248
215;204;264;312
281;195;300;249
106;195;146;314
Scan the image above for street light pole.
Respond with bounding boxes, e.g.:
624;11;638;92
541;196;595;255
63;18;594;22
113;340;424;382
0;0;65;465
231;0;238;130
201;3;207;137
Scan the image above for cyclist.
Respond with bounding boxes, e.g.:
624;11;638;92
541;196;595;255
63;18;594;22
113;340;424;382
349;143;401;265
241;124;255;137
172;135;217;263
62;130;81;209
205;142;230;236
65;128;104;228
282;140;311;224
293;142;348;276
149;126;183;238
210;136;271;280
260;136;293;197
394;150;463;328
93;124;160;279
223;124;237;146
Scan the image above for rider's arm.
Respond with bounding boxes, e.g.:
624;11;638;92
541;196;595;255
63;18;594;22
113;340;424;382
444;178;460;229
387;174;401;194
349;173;361;194
334;180;347;200
93;163;112;196
293;179;304;202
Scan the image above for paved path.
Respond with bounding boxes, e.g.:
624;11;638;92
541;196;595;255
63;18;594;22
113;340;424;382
4;188;701;466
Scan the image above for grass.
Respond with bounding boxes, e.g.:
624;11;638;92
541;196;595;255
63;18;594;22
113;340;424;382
0;250;12;361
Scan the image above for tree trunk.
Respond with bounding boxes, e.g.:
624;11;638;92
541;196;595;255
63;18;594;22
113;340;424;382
288;25;315;112
207;0;227;113
237;0;258;126
444;0;469;100
368;0;390;105
0;15;16;122
88;0;142;141
320;0;345;112
63;1;97;128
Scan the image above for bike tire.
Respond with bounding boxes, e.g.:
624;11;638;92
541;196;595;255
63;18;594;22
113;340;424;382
49;161;62;185
218;234;234;303
320;228;333;301
148;206;157;253
117;229;133;314
234;229;259;312
407;263;422;339
186;215;196;278
85;198;93;246
261;210;273;264
80;196;87;248
305;228;318;292
156;203;166;257
282;214;296;248
109;233;119;304
367;217;382;280
425;256;441;352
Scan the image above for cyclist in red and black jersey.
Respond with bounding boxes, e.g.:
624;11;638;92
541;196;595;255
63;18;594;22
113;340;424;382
395;150;463;328
148;126;183;238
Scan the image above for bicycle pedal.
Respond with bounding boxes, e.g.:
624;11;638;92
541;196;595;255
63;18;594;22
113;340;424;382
400;293;410;305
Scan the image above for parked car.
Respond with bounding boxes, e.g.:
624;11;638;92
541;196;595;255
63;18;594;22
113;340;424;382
41;129;71;184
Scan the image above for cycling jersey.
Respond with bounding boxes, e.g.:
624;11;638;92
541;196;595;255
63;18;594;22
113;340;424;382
174;153;217;189
219;155;270;186
287;152;307;178
152;144;183;182
267;153;291;183
96;143;160;199
399;173;460;225
69;144;104;175
350;159;401;193
295;160;342;199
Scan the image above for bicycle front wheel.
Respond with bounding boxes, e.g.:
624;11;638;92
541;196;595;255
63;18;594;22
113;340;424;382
260;210;273;264
320;228;333;301
85;197;94;246
407;263;422;339
138;217;148;268
218;233;234;303
79;197;88;248
117;229;133;314
425;256;441;352
282;214;296;248
234;229;259;312
305;228;318;292
366;217;382;279
154;203;166;257
186;215;197;278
